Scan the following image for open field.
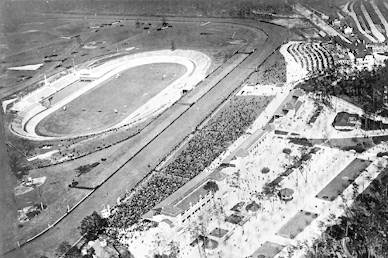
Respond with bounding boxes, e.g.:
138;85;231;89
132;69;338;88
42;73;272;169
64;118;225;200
316;158;372;201
0;9;263;98
0;110;23;257
1;0;293;21
0;16;142;97
249;241;285;258
276;210;318;239
36;63;187;136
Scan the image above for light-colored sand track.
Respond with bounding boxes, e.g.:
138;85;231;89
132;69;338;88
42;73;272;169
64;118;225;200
10;49;211;140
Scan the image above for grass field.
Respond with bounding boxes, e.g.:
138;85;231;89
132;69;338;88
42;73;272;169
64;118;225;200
1;0;293;22
36;63;186;136
0;15;143;97
250;241;285;258
0;14;259;99
276;210;318;239
316;158;371;201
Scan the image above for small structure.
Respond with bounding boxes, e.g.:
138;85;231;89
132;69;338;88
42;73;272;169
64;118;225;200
204;238;218;249
278;188;294;201
80;69;99;81
355;54;375;70
85;237;119;258
101;205;111;218
142;170;225;227
344;26;353;35
230;201;245;212
321;14;329;20
282;102;295;112
245;201;260;212
332;19;341;27
318;30;327;38
225;214;244;225
332;112;360;131
292;88;305;99
209;228;229;238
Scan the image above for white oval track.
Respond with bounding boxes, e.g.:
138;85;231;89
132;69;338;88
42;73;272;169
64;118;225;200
10;50;211;140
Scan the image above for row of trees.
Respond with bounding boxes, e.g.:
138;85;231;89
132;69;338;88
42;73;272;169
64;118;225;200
307;170;388;257
299;61;388;116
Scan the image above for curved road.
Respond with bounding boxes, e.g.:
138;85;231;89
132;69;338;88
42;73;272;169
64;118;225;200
14;50;210;140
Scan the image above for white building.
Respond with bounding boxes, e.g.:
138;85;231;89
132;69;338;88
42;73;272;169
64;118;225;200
332;112;360;131
79;69;99;81
344;26;353;35
143;174;224;228
332;19;341;27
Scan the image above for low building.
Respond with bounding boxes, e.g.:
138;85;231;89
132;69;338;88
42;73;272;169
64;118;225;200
321;14;329;20
368;43;388;53
332;112;360;131
332;19;341;27
356;54;375;69
344;26;353;35
79;69;99;81
143;170;225;228
318;30;327;38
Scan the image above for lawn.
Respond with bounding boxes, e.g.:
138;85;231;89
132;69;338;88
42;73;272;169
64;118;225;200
249;241;285;258
276;210;318;239
36;63;186;136
316;158;371;201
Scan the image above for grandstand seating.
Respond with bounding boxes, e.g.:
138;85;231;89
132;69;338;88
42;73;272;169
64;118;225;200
285;41;334;76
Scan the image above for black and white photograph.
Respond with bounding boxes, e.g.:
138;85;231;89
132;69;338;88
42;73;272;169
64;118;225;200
0;0;387;257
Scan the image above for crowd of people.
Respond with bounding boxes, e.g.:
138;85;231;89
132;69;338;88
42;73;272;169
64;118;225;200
110;173;185;228
109;96;271;228
163;96;271;179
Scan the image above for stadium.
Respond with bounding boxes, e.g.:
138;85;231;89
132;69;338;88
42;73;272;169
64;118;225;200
10;49;211;140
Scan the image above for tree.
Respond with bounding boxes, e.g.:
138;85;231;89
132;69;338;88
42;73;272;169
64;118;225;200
307;171;388;257
167;241;180;258
79;211;107;241
282;148;292;155
65;246;82;258
261;167;270;174
204;181;219;193
56;241;71;257
83;247;95;258
55;241;82;258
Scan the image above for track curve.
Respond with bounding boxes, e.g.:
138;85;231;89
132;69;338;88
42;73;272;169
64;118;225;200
10;49;211;140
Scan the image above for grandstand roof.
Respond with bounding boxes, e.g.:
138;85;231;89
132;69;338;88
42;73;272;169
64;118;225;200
332;111;359;128
144;168;225;219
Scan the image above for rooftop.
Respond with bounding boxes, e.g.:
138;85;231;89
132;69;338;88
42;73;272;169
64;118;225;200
332;111;359;128
143;168;225;218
